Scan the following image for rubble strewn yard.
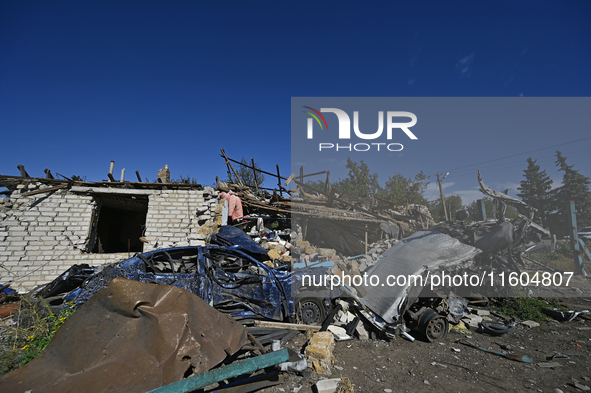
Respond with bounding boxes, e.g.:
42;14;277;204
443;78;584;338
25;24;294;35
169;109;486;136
2;159;591;393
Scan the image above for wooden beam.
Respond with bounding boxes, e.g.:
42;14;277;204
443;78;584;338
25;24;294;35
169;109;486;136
276;164;283;196
253;320;321;331
284;173;295;187
251;157;259;193
135;171;142;182
20;183;69;197
17;165;29;178
220;148;244;186
146;349;289;393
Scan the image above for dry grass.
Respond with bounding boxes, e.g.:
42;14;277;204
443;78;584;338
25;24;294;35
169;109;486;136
336;376;355;393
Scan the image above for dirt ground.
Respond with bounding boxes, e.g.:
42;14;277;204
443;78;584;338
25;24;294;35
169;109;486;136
259;297;591;393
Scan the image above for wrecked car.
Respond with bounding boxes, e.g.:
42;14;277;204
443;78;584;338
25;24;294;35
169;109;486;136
34;229;333;325
335;172;549;342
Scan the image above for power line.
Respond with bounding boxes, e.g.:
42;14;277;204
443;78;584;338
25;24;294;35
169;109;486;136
444;136;591;173
448;150;591;180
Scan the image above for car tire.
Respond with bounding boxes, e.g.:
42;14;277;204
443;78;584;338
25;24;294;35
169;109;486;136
296;297;326;325
418;308;449;342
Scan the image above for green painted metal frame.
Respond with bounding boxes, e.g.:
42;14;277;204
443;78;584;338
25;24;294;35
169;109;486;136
147;349;289;393
567;201;587;276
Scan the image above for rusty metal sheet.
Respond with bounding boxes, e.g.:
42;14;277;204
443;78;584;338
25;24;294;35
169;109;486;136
0;277;248;393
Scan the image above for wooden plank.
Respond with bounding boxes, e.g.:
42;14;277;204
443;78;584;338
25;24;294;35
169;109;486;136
284;173;296;186
147;349;289;393
20;183;69;197
254;320;321;331
251;157;259;193
276;164;283;196
220;148;244;186
17;165;29;178
223;155;288;181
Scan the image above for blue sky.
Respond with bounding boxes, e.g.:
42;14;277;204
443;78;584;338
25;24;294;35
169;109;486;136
1;1;590;204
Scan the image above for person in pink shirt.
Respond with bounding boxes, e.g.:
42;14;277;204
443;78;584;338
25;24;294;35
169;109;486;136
219;191;243;223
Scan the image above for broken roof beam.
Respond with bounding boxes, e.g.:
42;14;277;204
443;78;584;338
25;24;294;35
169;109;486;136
222;153;290;182
294;179;391;221
147;349;289;393
20;183;70;197
17;165;30;178
220;148;244;186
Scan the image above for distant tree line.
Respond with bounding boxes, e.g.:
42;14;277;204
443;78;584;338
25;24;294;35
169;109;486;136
516;151;591;236
302;152;591;236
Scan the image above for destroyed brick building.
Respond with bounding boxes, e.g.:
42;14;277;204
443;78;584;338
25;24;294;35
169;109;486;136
0;173;223;292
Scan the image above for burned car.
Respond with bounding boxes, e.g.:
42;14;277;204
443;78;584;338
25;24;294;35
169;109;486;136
35;227;333;325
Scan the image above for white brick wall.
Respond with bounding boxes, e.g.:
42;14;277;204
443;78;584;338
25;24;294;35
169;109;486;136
0;182;223;292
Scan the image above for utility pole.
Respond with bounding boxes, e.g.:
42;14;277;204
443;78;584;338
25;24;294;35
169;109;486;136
437;172;449;221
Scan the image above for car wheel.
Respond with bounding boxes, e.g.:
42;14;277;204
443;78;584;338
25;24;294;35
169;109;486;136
296;297;326;325
418;308;449;342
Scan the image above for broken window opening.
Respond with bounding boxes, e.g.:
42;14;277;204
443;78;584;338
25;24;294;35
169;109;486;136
88;195;148;254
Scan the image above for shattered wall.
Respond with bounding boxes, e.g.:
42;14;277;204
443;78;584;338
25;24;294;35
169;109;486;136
0;181;223;291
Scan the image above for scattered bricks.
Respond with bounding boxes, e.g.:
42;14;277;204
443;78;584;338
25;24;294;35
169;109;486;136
327;325;350;341
297;240;310;248
305;331;335;375
268;249;281;260
314;378;341;393
272;243;285;253
355;322;369;340
349;259;361;276
317;248;336;258
475;309;490;316
311;361;327;375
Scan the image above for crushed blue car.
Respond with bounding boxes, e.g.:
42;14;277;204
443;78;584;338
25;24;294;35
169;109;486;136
35;227;334;325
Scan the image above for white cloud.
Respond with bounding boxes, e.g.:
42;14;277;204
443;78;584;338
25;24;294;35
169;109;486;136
424;182;456;202
456;53;474;77
454;189;485;205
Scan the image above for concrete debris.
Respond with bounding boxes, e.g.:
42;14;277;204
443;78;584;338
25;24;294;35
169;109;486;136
461;314;483;329
313;378;341;393
355;323;369;340
305;331;335;375
327;325;351;341
522;320;541;328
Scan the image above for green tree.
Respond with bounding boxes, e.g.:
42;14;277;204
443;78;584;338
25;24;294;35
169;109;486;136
171;175;199;185
516;157;553;226
226;157;266;188
552;150;591;229
429;195;464;222
332;158;381;198
381;171;429;205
